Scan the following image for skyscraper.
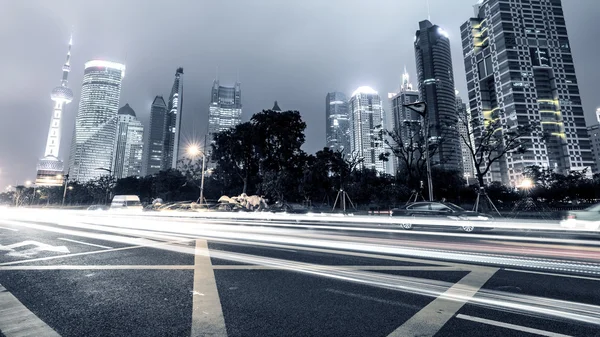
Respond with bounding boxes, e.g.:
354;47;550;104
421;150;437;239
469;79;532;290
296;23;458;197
389;68;421;173
461;0;592;186
456;94;475;180
113;104;144;179
325;92;350;155
68;60;125;182
208;80;242;143
390;68;421;148
35;35;74;186
144;96;167;176
162;67;184;170
349;86;387;174
414;20;461;171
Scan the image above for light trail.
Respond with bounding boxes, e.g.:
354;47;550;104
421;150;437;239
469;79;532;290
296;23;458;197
6;217;600;326
3;210;600;275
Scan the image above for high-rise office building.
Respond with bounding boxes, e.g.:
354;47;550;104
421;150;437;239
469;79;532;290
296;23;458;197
68;60;125;182
349;86;387;174
162;67;184;170
456;94;475;180
208;80;242;143
389;68;421;173
325;92;350;154
35;35;74;186
461;0;592;186
586;108;600;174
144;96;167;176
390;68;422;148
414;20;461;171
113;104;144;179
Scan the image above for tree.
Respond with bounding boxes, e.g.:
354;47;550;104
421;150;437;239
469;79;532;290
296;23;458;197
458;108;534;187
211;122;259;195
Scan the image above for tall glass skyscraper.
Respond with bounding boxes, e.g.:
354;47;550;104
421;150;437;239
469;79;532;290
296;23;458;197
68;60;125;182
456;94;475;180
113;104;144;179
325;92;350;155
162;67;184;170
349;86;387;174
144;96;167;176
208;80;242;143
461;0;592;186
390;69;421;149
415;20;461;171
35;35;74;186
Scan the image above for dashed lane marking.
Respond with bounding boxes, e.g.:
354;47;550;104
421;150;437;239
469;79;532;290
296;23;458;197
0;226;18;232
456;314;572;337
57;238;113;249
191;239;227;337
503;268;600;281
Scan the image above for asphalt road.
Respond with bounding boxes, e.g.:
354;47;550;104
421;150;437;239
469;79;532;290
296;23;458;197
0;209;599;337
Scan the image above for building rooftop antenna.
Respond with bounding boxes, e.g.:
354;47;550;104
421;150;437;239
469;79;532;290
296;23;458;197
427;0;431;21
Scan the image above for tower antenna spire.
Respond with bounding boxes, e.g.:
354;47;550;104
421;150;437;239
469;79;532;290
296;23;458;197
426;0;431;21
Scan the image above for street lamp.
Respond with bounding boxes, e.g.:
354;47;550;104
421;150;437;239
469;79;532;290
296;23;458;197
25;180;32;187
62;172;70;207
404;101;434;201
187;143;207;206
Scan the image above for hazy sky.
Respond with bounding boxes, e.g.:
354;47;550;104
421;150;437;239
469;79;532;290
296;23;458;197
1;0;599;187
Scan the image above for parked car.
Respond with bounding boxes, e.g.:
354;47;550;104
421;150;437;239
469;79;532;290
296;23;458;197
559;203;600;232
87;204;110;211
390;201;493;232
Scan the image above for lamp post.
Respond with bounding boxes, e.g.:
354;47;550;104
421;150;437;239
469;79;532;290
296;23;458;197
187;143;207;206
404;101;433;201
61;172;70;207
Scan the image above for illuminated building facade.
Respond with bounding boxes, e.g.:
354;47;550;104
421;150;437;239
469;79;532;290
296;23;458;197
208;80;242;143
415;20;462;172
461;0;592;185
162;68;184;170
326;92;350;155
35;35;74;186
349;86;388;174
68;60;125;182
113;104;144;178
144;96;167;176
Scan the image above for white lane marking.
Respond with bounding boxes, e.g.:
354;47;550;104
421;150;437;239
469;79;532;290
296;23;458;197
0;265;467;271
504;268;600;281
191;239;227;337
0;240;69;258
0;239;187;266
57;238;113;249
326;288;422;309
0;284;61;337
456;314;572;337
387;268;498;337
0;226;18;232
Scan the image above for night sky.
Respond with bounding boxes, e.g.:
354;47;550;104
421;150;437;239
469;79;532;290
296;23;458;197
1;0;599;187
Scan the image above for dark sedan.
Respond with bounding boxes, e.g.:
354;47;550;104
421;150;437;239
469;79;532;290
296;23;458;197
390;202;493;232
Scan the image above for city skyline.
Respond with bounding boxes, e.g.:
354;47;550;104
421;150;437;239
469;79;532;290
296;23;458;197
1;0;599;186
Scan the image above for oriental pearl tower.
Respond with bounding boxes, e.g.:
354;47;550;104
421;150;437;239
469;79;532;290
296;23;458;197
35;35;74;186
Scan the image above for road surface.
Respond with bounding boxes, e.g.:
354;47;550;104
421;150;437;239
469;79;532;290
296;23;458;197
0;209;599;336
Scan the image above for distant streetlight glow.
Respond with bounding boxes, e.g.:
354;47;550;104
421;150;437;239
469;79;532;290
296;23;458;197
25;180;32;187
187;144;202;159
520;178;533;189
